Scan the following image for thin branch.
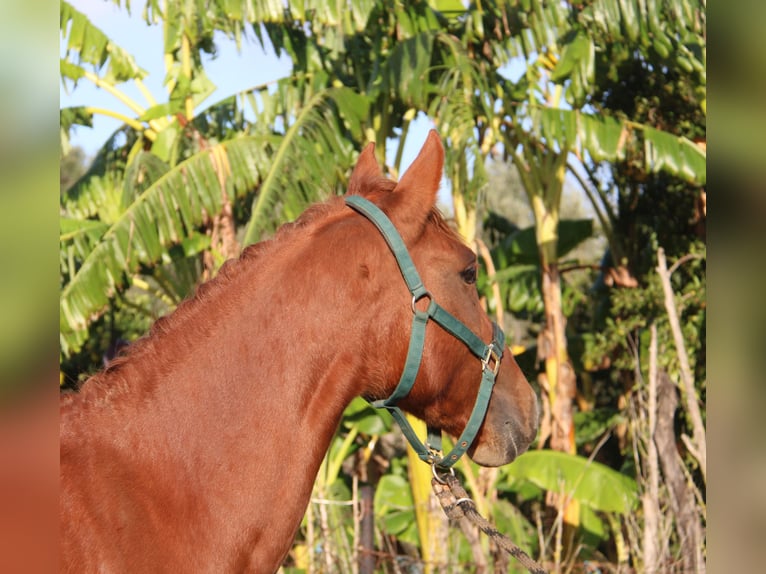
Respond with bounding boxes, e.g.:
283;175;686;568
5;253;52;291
134;78;158;107
82;70;146;117
134;78;169;132
642;322;661;572
668;252;704;276
83;107;156;140
567;161;612;236
181;33;195;121
474;237;504;330
656;247;706;483
558;263;603;274
579;160;620;226
393;111;413;175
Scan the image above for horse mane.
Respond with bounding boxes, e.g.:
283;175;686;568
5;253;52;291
63;170;458;404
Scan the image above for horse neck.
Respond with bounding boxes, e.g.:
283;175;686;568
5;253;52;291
62;230;396;562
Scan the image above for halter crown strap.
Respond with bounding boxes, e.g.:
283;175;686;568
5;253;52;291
345;195;505;469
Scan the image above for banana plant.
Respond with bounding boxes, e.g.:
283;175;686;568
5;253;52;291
59;2;370;357
500;449;638;567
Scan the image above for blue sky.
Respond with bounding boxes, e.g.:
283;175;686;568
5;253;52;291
60;0;292;156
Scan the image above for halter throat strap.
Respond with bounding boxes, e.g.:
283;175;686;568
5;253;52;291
345;195;505;469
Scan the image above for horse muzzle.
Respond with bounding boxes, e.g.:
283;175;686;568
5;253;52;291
468;355;540;467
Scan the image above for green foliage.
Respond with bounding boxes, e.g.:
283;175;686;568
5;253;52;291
492;498;539;558
527;108;705;185
60;109;93;157
505;450;638;515
574;408;625;447
60;1;147;83
342;397;392;436
494;219;594;267
60;139;265;353
480;216;595;318
584;246;706;385
242;87;366;244
375;474;419;544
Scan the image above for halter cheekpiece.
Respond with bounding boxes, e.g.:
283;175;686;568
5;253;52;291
345;195;505;469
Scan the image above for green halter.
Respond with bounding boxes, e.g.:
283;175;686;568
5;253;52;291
345;195;505;469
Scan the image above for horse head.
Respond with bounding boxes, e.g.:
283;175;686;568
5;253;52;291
343;130;539;467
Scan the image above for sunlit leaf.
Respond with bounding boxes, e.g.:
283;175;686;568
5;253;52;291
528;108;705;185
374;474;416;538
505;450;638;514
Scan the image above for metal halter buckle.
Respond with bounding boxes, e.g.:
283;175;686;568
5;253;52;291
481;343;501;376
411;291;433;314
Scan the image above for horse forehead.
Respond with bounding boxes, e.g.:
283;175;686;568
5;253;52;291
328;199;470;266
418;215;473;261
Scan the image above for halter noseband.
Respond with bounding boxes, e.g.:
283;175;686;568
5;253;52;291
345;195;505;469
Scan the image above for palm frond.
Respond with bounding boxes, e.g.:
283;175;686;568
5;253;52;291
554;0;706;104
60;0;147;84
527;107;706;185
242;87;368;245
60;136;275;354
60;106;94;156
61;172;125;221
500;0;569;61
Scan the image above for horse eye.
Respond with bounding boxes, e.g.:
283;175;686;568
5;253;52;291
461;264;478;285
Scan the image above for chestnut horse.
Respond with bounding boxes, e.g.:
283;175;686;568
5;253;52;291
60;131;539;572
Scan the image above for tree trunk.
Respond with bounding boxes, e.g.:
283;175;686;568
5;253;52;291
358;484;376;574
203;195;239;280
642;324;662;572
656;247;706;482
655;370;705;573
539;261;579;565
539;263;577;455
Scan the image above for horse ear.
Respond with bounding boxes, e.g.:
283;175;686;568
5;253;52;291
347;142;382;196
388;129;444;240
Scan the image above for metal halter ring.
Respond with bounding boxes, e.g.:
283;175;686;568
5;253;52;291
411;291;433;314
432;463;456;484
481;343;502;376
